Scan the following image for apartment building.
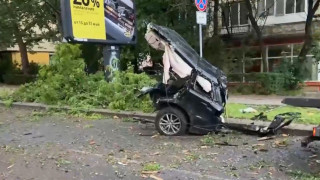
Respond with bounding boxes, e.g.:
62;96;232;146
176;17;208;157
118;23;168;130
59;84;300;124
213;0;320;85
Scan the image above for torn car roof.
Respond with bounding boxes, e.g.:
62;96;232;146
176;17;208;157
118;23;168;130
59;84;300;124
146;23;227;86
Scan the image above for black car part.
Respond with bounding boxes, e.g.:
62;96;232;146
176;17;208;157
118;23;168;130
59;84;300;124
259;112;300;135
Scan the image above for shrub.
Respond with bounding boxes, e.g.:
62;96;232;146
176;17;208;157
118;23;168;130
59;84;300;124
274;59;303;90
27;62;40;75
2;74;36;85
253;73;285;94
235;84;255;95
0;53;13;82
0;53;40;84
12;43;156;113
228;73;287;95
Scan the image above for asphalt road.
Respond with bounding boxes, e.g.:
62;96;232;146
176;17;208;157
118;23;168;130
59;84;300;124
0;107;319;180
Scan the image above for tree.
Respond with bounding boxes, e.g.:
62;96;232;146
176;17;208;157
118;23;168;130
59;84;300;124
244;0;269;72
299;0;320;60
43;0;62;38
0;0;58;74
119;0;198;70
219;0;270;72
213;0;220;36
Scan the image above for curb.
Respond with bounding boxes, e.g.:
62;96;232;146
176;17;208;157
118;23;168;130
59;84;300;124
0;101;313;136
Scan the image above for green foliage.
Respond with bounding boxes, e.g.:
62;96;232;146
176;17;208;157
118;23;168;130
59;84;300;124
227;103;320;125
229;84;255;95
12;44;156;112
2;74;36;85
254;73;286;94
142;162;161;171
201;134;215;146
0;89;13;100
0;53;12;82
27;62;40;75
204;37;244;74
228;73;285;95
274;59;303;90
228;70;302;95
80;44;103;73
0;57;39;85
185;153;200;162
3;99;13;108
0;0;59;46
311;42;320;63
288;171;320;180
119;0;199;67
0;0;59;74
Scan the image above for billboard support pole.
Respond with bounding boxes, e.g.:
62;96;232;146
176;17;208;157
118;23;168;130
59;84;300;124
103;45;120;81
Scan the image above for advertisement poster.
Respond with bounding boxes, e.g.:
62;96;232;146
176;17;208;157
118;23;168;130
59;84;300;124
104;0;136;43
70;0;106;40
61;0;136;45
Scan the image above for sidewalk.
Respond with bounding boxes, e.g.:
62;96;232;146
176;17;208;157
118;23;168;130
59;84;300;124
228;95;285;106
0;83;19;91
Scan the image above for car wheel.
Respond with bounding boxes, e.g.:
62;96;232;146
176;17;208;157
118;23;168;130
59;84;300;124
155;107;188;136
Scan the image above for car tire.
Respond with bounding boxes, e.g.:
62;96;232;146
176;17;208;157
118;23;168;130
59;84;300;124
155;107;188;136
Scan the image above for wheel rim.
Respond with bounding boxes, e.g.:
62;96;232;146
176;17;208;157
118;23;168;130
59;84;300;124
159;113;181;135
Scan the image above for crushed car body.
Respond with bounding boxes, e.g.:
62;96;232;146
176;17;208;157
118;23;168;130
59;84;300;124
138;23;296;136
139;23;228;135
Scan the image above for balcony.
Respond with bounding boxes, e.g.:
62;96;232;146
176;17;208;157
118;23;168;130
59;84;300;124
220;24;251;35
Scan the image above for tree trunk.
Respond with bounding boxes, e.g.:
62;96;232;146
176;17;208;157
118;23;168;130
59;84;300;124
299;0;320;60
260;43;268;72
213;0;219;36
244;0;268;72
17;36;29;75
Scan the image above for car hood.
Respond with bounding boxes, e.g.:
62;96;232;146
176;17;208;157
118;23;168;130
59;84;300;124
145;23;227;87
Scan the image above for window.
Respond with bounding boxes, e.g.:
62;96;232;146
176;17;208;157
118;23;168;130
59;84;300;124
240;2;248;24
266;0;275;15
286;0;295;13
231;3;239;25
258;0;305;16
296;0;305;12
222;6;230;27
276;0;285;15
222;2;248;27
258;0;265;14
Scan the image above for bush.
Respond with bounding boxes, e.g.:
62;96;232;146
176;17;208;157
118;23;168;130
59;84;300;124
254;73;285;94
2;74;36;85
0;53;40;84
228;73;287;95
228;58;303;95
27;62;40;75
0;53;13;82
230;84;255;95
12;44;156;112
274;59;303;90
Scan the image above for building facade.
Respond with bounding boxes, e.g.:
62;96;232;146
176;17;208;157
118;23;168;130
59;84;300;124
212;0;320;84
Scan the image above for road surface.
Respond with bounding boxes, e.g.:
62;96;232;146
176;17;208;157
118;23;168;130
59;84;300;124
0;107;319;180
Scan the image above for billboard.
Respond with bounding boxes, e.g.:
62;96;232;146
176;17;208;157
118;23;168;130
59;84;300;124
61;0;137;45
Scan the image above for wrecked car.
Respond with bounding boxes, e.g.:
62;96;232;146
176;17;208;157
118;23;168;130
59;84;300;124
138;23;297;136
139;23;228;136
